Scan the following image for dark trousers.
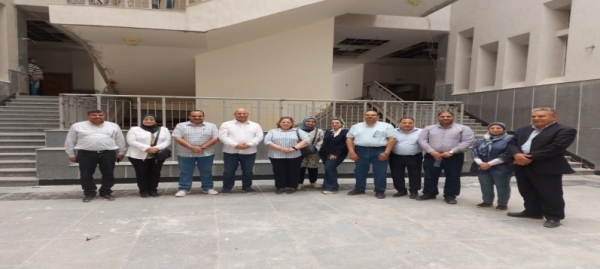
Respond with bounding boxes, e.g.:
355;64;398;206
422;153;464;198
515;168;565;220
389;152;423;193
299;167;318;184
77;150;117;197
129;157;165;193
222;153;256;190
320;154;347;191
270;157;303;189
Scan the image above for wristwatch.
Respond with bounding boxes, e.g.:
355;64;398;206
448;150;454;154
384;151;390;155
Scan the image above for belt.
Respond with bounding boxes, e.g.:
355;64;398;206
79;149;115;154
355;146;386;149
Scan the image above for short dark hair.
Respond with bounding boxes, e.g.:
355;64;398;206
398;117;415;123
87;109;104;115
437;110;454;117
189;110;205;116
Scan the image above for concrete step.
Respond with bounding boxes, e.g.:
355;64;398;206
16;95;59;100
0;119;59;123
0;160;36;168
8;100;59;105
0;153;36;160
0;133;45;140
0;146;43;153
0;177;38;187
0;127;52;133
0;110;59;115
0;123;58;128
0;168;37;177
0;106;58;111
0;139;45;146
572;167;595;175
0;115;59;120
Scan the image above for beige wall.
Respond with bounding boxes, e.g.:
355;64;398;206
0;0;18;82
332;63;364;100
195;19;334;99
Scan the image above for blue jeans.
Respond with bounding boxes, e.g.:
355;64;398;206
222;153;256;190
177;155;214;191
478;173;511;205
354;146;388;192
320;154;347;191
422;153;464;198
29;80;40;96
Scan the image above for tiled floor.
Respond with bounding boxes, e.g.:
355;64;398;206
1;175;600;268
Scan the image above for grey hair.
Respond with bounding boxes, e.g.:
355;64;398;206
532;107;556;115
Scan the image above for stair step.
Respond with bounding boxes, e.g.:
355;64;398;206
16;96;59;100
0;123;58;128
572;167;595;175
0;168;37;177
0;133;45;139
0;115;59;120
0;106;58;111
0;177;38;187
0;146;43;153
0;160;36;168
0;119;59;123
0;140;45;146
0;110;59;114
0;128;53;133
8;100;59;104
0;153;36;160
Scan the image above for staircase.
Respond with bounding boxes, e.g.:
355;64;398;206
0;95;60;186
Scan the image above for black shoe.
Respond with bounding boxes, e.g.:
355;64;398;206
140;192;150;198
496;205;508;211
347;189;366;196
375;192;386;199
409;193;418;199
544;219;561;228
243;187;257;194
275;188;284;194
82;196;94;203
285;188;296;194
444;196;457;205
477;202;493;208
100;193;115;201
392;190;408;197
416;194;436;201
221;189;231;196
149;191;160;197
507;211;543;219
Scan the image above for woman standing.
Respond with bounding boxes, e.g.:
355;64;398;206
470;122;513;210
126;114;172;197
319;117;348;194
264;117;309;194
298;116;324;189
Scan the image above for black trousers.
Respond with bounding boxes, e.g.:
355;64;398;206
129;157;165;193
389;152;423;193
299;167;318;184
515;168;565;220
77;150;117;197
270;157;303;189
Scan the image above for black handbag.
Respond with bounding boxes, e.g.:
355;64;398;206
296;129;318;156
153;128;172;161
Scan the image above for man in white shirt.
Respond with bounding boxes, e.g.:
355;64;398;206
389;117;423;199
218;108;264;195
64;110;127;202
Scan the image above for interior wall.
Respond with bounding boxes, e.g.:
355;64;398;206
363;63;436;100
332;63;364;100
195;19;334;99
71;50;94;91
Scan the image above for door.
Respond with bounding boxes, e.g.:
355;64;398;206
41;73;73;96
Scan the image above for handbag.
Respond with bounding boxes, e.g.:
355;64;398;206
153;128;172;161
296;129;318;156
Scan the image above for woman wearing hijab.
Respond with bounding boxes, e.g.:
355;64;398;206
470;122;513;210
126;114;172;197
298;116;324;189
318;117;348;194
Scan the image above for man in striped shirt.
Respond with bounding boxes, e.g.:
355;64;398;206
172;110;220;197
417;110;474;204
28;58;43;96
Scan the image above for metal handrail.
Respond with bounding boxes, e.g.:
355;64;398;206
67;0;208;11
59;93;465;130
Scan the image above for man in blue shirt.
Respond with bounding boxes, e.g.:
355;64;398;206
346;110;396;199
389;117;423;199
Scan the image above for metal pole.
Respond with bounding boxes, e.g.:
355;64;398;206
136;97;142;127
162;98;167;127
59;95;65;130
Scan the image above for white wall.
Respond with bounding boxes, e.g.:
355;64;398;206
332;63;364;100
565;0;600;81
0;0;18;82
195;19;334;99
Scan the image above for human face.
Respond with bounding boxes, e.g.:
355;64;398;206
304;119;316;128
531;110;557;129
189;111;204;125
364;111;378;124
488;125;504;136
234;109;249;122
398;119;415;133
437;112;454;126
142;116;156;126
87;112;105;126
279;119;293;130
29;58;37;64
330;120;343;131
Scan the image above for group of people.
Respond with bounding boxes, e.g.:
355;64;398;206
65;106;576;228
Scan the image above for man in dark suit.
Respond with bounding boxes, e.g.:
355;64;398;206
507;107;577;228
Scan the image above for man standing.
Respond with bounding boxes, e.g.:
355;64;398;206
507;107;576;228
418;110;474;204
218;108;264;195
28;58;43;96
389;117;423;199
346;110;396;199
64;110;127;202
172;110;220;197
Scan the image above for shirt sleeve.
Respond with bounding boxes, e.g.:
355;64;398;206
264;130;274;145
114;125;127;155
64;125;78;157
218;122;237;146
248;123;264;147
452;126;475;153
172;123;183;138
418;127;434;153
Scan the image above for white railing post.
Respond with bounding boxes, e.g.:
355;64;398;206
161;97;167;127
136;97;142;127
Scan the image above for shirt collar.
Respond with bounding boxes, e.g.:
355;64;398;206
396;128;418;134
186;121;205;127
531;121;556;131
